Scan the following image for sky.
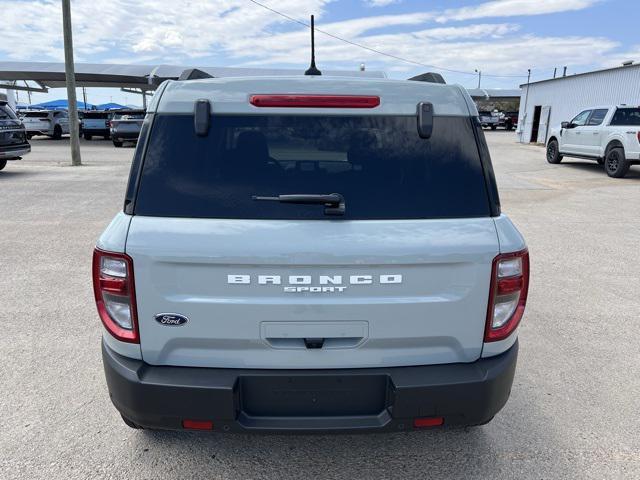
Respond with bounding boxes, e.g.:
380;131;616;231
1;0;639;106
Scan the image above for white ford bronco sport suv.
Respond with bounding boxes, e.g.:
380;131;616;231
546;106;640;178
93;74;529;433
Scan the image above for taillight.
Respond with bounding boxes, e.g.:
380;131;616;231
106;120;111;128
636;131;640;144
249;94;380;108
485;249;529;342
92;248;139;343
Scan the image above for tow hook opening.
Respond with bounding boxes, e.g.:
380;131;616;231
303;338;325;349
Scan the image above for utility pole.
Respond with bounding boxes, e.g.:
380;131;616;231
474;69;482;89
82;87;87;110
62;0;81;166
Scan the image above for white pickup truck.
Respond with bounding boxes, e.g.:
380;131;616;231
546;106;640;178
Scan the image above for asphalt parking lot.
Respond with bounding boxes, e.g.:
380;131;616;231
1;132;639;479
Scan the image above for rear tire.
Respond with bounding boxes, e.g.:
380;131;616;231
505;121;513;131
52;125;62;140
0;159;7;171
604;147;630;178
120;413;142;429
84;133;92;140
546;139;562;164
491;125;497;130
113;141;123;148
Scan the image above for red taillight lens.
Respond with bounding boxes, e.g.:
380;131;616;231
249;94;380;109
636;131;640;144
182;419;214;430
485;249;529;342
92;248;139;343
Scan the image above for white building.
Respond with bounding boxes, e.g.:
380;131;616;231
518;62;640;144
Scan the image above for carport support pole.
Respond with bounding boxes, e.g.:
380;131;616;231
61;0;82;166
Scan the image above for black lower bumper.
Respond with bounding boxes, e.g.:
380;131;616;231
102;341;518;433
111;132;139;141
0;143;30;159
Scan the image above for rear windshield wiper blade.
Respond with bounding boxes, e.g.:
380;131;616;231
252;193;345;216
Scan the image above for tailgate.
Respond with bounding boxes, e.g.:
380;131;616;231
127;217;499;369
83;118;107;130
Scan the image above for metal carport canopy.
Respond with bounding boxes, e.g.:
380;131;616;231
0;61;386;91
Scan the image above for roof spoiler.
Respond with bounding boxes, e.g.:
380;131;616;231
178;68;214;81
407;72;446;84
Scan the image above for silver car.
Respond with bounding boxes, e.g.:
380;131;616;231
20;110;70;139
109;109;145;147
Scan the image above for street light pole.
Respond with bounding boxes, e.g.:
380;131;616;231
475;69;482;89
61;0;82;166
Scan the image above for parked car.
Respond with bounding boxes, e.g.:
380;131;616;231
0;100;30;170
20;110;70;139
546;106;640;178
94;74;529;433
81;110;112;140
109;109;145;147
478;110;500;130
500;111;518;131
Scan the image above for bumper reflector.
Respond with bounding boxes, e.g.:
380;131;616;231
182;419;214;430
413;417;444;428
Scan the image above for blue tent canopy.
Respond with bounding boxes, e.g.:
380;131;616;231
30;99;96;110
96;102;126;110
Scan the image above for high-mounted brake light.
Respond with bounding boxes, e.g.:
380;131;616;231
485;249;529;342
249;94;380;109
92;248;139;343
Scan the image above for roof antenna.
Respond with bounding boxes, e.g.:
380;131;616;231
305;15;322;76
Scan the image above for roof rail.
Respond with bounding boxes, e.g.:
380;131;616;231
178;68;214;81
407;72;446;84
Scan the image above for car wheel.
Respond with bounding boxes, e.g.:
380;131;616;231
505;121;513;131
84;133;92;140
491;125;497;130
604;147;630;178
0;159;7;171
26;133;33;140
113;141;123;147
546;139;562;164
52;125;62;140
120;413;142;429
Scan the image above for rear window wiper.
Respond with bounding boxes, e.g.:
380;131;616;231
252;193;345;216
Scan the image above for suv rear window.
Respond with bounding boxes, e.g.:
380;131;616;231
114;112;145;120
133;115;491;220
83;112;110;119
23;112;49;118
610;108;640;126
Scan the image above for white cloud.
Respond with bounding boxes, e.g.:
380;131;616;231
0;0;622;88
436;0;599;22
364;0;402;7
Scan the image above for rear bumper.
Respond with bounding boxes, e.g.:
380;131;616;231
0;144;30;159
83;128;110;136
102;340;518;433
111;131;139;140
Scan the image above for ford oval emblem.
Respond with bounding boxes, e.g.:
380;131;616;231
154;313;188;326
